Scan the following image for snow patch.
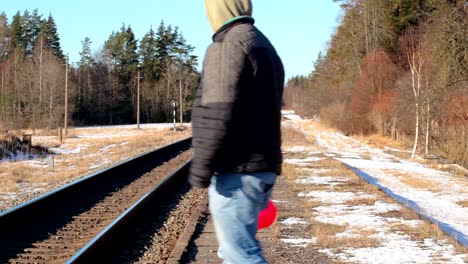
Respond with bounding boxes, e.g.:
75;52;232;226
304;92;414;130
297;168;333;174
281;237;317;247
284;157;324;165
296;176;348;186
0;192;17;201
283;114;303;121
282;146;310;153
314;202;401;227
271;199;286;203
100;144;117;152
75;123;191;130
280;217;308;225
327;235;467;264
298;191;376;204
50;144;89;155
22;160;48;168
90;160;112;170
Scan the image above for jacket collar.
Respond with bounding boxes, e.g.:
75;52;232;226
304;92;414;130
212;16;255;42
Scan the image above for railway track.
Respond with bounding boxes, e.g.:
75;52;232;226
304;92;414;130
0;138;199;264
4;127;461;263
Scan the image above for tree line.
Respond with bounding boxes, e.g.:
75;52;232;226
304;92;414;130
284;0;467;165
0;9;199;129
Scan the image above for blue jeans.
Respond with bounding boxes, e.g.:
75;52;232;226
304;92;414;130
209;172;277;264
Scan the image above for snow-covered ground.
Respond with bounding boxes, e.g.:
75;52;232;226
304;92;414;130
74;123;191;130
279;118;467;263
299;121;468;246
49;143;90;155
281;110;303;121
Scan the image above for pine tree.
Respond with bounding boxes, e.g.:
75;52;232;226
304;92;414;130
124;26;138;72
155;21;172;70
172;31;196;68
389;0;436;35
79;37;94;69
0;13;9;60
103;24;138;124
22;9;42;56
105;24;138;82
139;26;159;83
40;14;64;60
10;12;24;53
311;51;324;77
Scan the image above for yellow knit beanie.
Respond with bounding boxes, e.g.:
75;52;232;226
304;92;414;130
204;0;253;32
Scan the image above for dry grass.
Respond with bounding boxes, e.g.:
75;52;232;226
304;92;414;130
10;165;37;182
0;127;190;194
358;133;410;151
346;178;385;195
398;221;446;241
332;231;382;249
428;163;468;177
309;221;347;247
321;168;352;178
307;218;381;249
399;176;441;192
284;152;311;159
384;169;443;193
304;200;323;209
295;159;384;250
281;162;298;181
456;200;468;207
377;209;419;221
281;126;309;146
313;158;340;168
271;221;282;239
303;120;337;133
347;197;377;206
433;164;465;176
0;175;16;192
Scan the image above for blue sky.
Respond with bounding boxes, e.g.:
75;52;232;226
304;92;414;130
1;1;342;79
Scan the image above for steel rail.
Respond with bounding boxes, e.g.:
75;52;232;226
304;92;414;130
67;160;191;263
0;137;192;263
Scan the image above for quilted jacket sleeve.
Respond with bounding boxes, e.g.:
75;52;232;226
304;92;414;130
189;42;247;188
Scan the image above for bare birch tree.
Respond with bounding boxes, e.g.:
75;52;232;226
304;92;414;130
401;28;424;159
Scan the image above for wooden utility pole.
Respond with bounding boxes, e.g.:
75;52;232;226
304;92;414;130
58;126;63;143
135;70;143;129
64;54;69;136
39;38;43;105
179;80;183;125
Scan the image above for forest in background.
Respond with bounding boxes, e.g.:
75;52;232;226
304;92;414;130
284;0;467;166
0;10;199;129
0;3;466;166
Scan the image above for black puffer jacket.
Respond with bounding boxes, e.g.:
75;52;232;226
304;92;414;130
189;17;285;188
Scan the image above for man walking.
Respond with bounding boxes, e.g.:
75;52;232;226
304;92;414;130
189;0;284;263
